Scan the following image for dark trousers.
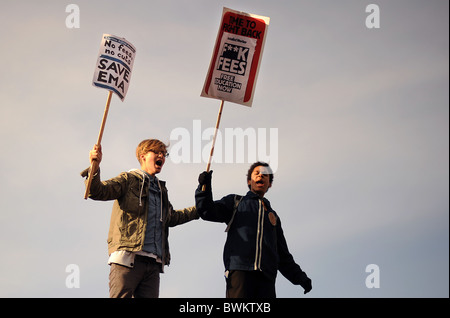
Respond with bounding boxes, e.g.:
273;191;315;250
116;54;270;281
226;270;276;298
109;255;161;298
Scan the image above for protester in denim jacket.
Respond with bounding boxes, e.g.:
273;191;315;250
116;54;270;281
82;139;198;298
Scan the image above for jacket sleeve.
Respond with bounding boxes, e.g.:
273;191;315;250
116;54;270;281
194;184;235;223
276;218;312;289
167;204;199;227
80;167;128;201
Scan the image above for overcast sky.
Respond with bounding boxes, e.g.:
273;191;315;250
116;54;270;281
0;0;448;298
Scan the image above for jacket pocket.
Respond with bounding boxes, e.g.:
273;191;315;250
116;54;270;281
119;181;147;212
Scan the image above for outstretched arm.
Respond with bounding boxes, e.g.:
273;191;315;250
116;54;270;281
167;203;199;227
277;219;312;294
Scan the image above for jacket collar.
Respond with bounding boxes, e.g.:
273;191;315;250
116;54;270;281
128;169;166;186
245;191;272;211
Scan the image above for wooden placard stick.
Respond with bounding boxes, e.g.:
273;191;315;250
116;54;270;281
202;100;225;191
84;90;113;199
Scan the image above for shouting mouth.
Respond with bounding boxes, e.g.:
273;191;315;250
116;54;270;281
155;159;163;168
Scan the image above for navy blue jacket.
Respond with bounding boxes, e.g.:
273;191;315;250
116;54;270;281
195;185;310;285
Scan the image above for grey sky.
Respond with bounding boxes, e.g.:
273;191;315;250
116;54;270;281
0;0;448;297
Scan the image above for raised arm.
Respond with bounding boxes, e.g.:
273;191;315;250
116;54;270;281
195;171;234;224
81;144;128;201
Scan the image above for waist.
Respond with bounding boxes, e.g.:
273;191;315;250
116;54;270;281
135;254;162;264
135;250;162;263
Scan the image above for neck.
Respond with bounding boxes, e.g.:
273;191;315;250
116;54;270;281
251;190;265;199
141;168;156;177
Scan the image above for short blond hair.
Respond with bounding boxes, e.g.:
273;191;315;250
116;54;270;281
136;139;168;164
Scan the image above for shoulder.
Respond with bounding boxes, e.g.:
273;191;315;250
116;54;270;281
216;194;242;210
263;198;280;218
109;170;143;189
223;193;243;203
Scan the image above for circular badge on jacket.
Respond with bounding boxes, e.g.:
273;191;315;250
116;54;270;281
268;212;277;226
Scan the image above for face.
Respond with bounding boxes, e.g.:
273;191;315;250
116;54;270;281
140;150;166;176
248;165;272;197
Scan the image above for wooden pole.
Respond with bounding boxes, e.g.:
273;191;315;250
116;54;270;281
202;100;224;191
84;90;113;199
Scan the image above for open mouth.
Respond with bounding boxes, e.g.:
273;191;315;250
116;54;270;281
256;180;264;185
155;160;163;167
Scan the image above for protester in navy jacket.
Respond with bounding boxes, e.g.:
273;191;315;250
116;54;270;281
195;162;312;298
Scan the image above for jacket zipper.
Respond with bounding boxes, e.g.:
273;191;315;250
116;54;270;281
254;199;264;271
158;179;166;269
